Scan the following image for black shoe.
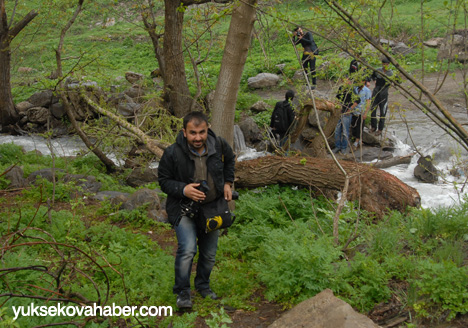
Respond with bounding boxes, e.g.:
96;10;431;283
176;290;192;309
332;147;341;154
310;85;316;90
198;288;218;300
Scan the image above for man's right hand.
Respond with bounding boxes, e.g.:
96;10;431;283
183;183;206;202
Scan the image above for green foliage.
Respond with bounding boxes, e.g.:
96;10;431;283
410;260;468;320
205;307;232;328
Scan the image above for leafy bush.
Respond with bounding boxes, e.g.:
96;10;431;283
410;259;468;320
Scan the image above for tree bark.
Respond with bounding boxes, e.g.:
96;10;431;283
289;98;340;157
211;0;257;146
0;2;38;127
234;155;421;217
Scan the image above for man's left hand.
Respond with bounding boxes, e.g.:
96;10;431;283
224;183;232;201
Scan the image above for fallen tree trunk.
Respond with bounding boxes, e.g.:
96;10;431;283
235;155;420;217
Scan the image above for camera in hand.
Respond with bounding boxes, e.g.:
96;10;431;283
175;180;210;226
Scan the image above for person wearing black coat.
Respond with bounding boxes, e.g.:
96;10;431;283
158;111;235;309
293;27;319;88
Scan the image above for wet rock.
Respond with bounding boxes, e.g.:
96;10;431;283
414;155;439;183
269;289;382;328
50;102;66;120
238;117;263;145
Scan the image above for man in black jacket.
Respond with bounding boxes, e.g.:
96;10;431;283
158;111;235;309
293;27;319;89
270;90;296;147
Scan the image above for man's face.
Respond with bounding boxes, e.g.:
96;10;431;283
183;120;208;151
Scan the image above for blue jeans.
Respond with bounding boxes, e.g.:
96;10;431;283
335;114;352;150
173;215;219;294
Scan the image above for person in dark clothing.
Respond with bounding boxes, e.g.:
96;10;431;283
158;111;236;309
349;58;360;75
333;77;360;155
293;27;319;89
370;57;398;136
270;90;296;147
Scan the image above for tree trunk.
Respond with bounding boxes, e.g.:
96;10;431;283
0;37;17;127
289;98;340;157
211;0;257;146
162;0;195;118
0;2;38;128
234;155;421;217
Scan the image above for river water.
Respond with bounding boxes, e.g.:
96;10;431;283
1;113;467;210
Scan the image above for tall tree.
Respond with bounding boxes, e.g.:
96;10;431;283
211;0;258;146
142;0;232;118
0;0;38;129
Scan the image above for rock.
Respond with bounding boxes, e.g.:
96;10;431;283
380;38;396;47
50;102;66;120
63;174;102;193
125;71;144;84
238;117;263;145
293;69;305;81
438;32;468;62
308;111;329;129
26;107;50;125
250;101;270;113
424;37;443;48
27;168;64;184
247;73;280;89
392;42;415;56
117;94;141;117
16;101;35;114
121;188;159;211
124;85;145;101
27;90;58;107
414;155;439;183
18;67;34;74
4;166;27;189
269;289;382;328
92;191;130;206
125;168;158;187
301;127;320;140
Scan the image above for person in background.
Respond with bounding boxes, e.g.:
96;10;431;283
370;57;399;136
270;90;296;147
351;77;372;150
333;76;361;155
293;27;319;89
157;111;235;309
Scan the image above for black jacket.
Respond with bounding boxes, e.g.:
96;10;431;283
270;100;295;137
158;129;235;225
294;31;319;55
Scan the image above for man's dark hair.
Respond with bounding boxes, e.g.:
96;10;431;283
293;27;300;32
285;90;295;101
381;56;390;64
183;111;209;129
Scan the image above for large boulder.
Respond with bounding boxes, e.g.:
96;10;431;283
125;71;144;84
269;289;382;328
27;90;59;108
238;117;263;145
247;73;280;89
63;174;102;194
414;155;439;183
